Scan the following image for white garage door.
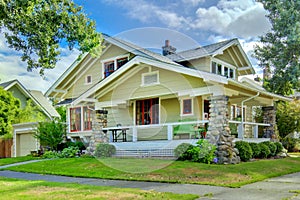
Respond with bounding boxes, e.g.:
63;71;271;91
18;133;37;157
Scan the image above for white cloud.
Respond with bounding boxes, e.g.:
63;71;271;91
0;34;79;93
192;0;271;38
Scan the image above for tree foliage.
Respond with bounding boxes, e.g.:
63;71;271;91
14;99;46;123
276;99;300;138
35;120;66;151
0;87;20;135
254;0;300;95
0;0;103;75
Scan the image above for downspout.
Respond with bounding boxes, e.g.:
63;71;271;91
240;92;260;139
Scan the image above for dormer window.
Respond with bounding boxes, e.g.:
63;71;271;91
211;61;235;79
102;55;129;78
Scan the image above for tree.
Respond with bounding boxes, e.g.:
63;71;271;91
14;99;46;123
254;0;300;95
276;99;300;138
35;120;66;151
0;87;20;135
0;0;103;75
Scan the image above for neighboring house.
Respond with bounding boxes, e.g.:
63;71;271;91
46;35;290;150
0;79;60;157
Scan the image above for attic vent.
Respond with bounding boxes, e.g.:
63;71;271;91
142;71;159;86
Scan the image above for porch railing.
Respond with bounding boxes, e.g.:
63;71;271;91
103;120;271;142
229;120;271;139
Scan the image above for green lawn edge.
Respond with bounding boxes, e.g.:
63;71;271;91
0;176;198;200
3;157;300;188
0;156;39;166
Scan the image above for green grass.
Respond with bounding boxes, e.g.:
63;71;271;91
0;156;38;166
0;177;198;200
4;157;300;188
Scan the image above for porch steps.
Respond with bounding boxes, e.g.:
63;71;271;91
111;139;199;158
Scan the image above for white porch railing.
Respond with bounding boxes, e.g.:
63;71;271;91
229;120;271;139
103;120;271;142
103;120;209;142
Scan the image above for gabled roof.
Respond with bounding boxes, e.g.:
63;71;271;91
102;34;180;66
167;39;237;62
72;55;228;105
0;79;60;119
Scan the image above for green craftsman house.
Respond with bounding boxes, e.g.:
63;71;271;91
46;35;290;158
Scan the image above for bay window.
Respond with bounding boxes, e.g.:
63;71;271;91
70;106;94;132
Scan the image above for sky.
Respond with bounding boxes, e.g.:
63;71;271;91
0;0;271;93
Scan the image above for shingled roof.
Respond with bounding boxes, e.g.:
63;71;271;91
166;38;237;62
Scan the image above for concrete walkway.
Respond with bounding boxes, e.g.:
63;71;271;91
0;160;300;199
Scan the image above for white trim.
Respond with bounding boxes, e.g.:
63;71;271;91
141;71;160;86
72;56;229;105
101;54;130;79
211;58;236;79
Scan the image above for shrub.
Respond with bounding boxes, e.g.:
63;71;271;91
262;141;277;156
174;140;216;164
174;143;194;161
259;143;271;158
281;138;300;152
94;143;116;158
60;146;79;158
274;142;283;154
42;151;60;159
195;139;217;164
249;143;261;158
235;141;253;161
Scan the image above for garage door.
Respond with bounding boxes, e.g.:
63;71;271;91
18;133;37;157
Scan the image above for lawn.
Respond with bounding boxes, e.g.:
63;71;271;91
0;177;198;200
0;156;38;166
4;157;300;188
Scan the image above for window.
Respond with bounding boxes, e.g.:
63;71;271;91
70;106;94;132
70;107;81;132
104;61;115;78
136;98;159;125
182;98;193;115
211;61;235;79
117;57;128;69
83;107;93;130
103;56;128;78
86;75;92;84
142;71;159;86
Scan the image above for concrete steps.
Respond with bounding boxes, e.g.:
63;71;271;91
110;139;199;158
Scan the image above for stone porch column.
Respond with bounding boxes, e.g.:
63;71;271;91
262;106;276;139
207;95;240;164
87;110;109;155
245;106;253;138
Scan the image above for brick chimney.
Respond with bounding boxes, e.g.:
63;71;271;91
162;40;176;56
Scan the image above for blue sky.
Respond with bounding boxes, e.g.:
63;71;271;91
0;0;271;92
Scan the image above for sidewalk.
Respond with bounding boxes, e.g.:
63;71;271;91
0;161;300;199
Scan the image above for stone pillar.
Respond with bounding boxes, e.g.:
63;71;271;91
262;106;277;139
86;110;109;155
245;106;253;138
207;95;240;164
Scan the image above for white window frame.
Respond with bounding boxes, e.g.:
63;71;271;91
68;105;94;133
211;59;236;79
180;98;194;116
101;54;130;79
141;71;160;87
